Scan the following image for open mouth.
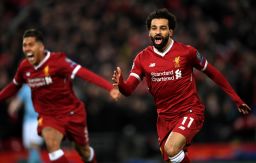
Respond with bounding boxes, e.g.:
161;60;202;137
154;36;163;45
26;52;35;63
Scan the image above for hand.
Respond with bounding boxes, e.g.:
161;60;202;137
112;67;122;87
238;104;251;114
109;87;121;101
8;106;17;118
8;97;22;118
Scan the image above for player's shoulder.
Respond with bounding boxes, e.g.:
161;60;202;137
50;52;67;59
18;58;31;70
48;52;70;64
137;46;153;57
174;41;196;51
174;41;197;54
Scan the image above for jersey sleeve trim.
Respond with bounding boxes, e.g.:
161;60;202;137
35;51;51;70
201;60;208;71
130;73;141;81
13;79;20;85
71;65;81;79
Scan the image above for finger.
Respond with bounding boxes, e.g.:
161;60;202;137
243;109;249;114
113;83;118;86
117;67;121;73
242;104;251;110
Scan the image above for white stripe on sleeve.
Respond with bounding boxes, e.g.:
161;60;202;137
13;79;19;85
130;73;141;81
71;65;81;79
201;60;208;71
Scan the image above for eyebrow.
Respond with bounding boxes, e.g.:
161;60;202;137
151;24;168;28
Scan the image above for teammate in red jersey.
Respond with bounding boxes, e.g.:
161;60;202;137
0;28;120;163
112;8;251;163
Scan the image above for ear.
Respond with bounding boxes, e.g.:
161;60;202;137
148;31;152;37
40;43;45;51
169;29;174;37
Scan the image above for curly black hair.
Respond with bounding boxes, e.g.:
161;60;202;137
146;8;176;31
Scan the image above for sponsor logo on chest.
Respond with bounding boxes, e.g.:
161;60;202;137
151;69;182;82
27;65;53;88
150;56;182;82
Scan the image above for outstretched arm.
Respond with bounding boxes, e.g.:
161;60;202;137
203;63;251;114
112;67;140;96
76;67;120;101
0;82;21;101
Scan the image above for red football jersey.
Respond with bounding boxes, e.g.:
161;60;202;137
13;51;85;116
130;41;207;119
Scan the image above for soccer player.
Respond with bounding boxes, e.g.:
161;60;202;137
112;8;251;163
8;84;43;163
0;28;120;163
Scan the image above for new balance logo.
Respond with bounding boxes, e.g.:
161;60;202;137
26;72;30;76
149;63;156;67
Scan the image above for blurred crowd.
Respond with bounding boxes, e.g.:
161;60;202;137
0;0;255;162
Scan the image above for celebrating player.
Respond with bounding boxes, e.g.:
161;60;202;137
112;8;251;163
0;28;120;163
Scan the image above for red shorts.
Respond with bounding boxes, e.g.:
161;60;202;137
37;108;88;146
157;110;204;161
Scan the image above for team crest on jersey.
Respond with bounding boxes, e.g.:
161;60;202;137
43;66;53;84
43;66;49;76
174;56;180;68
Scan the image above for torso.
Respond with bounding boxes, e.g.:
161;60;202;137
14;52;84;116
130;41;206;119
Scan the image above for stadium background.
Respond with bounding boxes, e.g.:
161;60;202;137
0;0;255;162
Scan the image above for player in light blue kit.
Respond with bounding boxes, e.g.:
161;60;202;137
8;84;43;163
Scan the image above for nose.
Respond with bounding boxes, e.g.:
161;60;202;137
155;28;160;34
155;28;162;35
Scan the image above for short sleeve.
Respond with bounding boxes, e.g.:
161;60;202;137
189;47;208;71
58;53;81;80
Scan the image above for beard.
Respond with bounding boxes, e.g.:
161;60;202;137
150;34;169;52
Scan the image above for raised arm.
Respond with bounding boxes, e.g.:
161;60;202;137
203;63;251;114
76;66;120;101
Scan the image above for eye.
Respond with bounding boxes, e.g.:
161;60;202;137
151;26;157;30
160;26;168;30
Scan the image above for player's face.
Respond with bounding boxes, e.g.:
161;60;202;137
22;37;44;66
149;18;173;51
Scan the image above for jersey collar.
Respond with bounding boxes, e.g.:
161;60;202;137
153;39;174;57
34;51;50;70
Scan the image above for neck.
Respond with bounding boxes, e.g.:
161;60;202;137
34;51;46;66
